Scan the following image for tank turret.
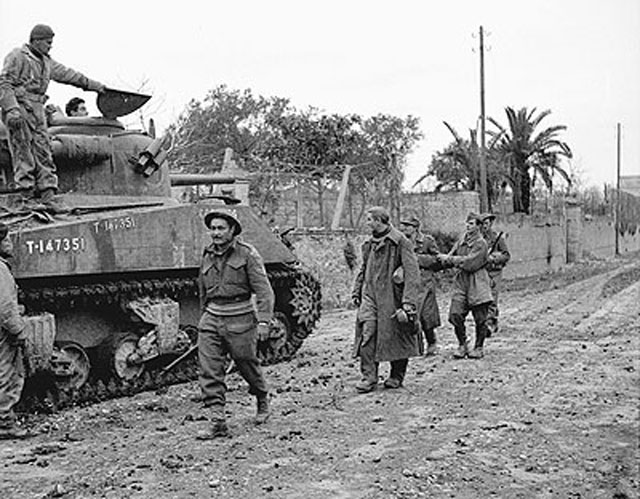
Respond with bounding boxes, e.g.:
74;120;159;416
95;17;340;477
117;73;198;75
0;95;321;410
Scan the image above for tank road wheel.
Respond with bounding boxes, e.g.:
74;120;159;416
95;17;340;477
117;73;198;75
257;312;290;364
53;342;91;390
113;335;145;381
289;270;322;332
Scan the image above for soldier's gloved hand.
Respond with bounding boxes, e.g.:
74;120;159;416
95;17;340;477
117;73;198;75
257;322;270;341
6;108;24;130
394;308;409;323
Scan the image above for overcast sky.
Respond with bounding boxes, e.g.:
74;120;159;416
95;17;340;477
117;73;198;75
1;0;638;190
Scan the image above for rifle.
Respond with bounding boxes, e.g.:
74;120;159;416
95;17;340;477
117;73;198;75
488;231;504;255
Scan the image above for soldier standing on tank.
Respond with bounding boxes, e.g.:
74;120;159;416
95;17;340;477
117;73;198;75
0;24;106;214
196;208;274;439
351;206;422;393
0;222;31;440
480;213;510;338
398;214;443;357
438;212;493;359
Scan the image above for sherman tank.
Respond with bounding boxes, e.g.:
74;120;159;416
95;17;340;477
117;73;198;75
0;91;321;410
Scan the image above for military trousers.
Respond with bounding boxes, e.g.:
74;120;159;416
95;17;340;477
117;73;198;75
197;311;268;417
448;298;490;349
3;106;58;194
358;320;408;385
0;331;25;415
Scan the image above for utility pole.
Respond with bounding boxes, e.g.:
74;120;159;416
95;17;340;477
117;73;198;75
478;25;489;213
615;123;621;255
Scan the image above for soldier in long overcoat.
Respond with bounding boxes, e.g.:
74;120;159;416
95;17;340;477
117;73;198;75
0;24;105;213
352;206;422;393
399;214;442;356
480;213;510;337
439;212;493;359
0;222;30;440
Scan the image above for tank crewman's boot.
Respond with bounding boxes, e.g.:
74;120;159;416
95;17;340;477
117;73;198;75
39;188;70;214
255;393;270;425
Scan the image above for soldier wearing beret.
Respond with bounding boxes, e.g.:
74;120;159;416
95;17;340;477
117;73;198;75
0;222;30;440
0;24;106;213
196;208;274;439
438;212;493;359
480;213;510;338
399;213;443;356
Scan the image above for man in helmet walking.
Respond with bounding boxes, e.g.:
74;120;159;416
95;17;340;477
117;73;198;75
0;24;106;213
196;208;274;439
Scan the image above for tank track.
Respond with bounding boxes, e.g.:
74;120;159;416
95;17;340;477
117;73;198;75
17;265;321;413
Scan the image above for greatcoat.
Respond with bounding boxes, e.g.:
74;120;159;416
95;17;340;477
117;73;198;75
0;257;26;414
412;231;442;331
447;231;493;311
352;226;422;362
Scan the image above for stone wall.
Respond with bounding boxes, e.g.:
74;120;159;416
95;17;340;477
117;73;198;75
403;191;480;234
287;197;639;310
582;217;616;259
496;214;567;279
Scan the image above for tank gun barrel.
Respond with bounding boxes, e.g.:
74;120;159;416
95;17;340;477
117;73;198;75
170;174;239;186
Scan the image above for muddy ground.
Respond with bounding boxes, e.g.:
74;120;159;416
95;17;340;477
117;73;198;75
1;257;638;499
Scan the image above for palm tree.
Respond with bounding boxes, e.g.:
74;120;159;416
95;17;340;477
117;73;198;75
414;121;504;208
488;107;572;214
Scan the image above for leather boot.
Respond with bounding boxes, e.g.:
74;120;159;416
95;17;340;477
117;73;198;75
39;188;69;214
468;347;484;359
255;394;270;425
196;418;229;440
0;413;34;440
425;343;438;357
453;342;469;359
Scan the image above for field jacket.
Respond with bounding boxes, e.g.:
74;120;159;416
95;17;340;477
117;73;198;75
198;239;274;323
0;44;101;114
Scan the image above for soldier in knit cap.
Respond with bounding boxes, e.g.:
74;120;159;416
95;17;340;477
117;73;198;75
0;24;106;213
0;222;31;440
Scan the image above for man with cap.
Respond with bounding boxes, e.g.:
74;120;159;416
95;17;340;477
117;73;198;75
438;212;493;359
398;213;443;356
0;24;106;213
196;207;274;439
0;222;31;439
480;213;510;338
351;206;422;392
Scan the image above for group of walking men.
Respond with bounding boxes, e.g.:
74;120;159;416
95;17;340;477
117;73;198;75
0;23;513;440
351;206;510;393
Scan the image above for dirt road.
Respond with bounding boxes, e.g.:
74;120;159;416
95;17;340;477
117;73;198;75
1;259;638;499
